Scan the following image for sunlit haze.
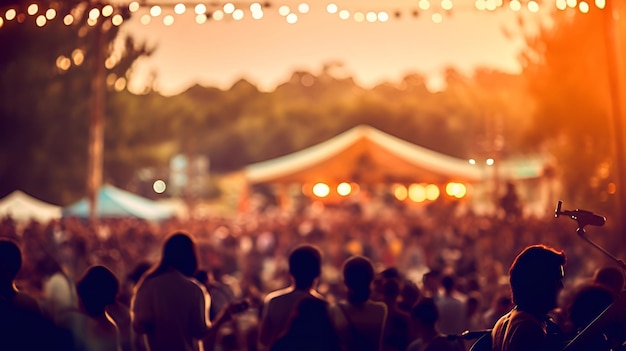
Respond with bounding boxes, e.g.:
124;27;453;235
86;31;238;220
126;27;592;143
115;0;550;96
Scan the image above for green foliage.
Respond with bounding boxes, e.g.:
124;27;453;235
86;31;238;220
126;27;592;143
520;7;624;213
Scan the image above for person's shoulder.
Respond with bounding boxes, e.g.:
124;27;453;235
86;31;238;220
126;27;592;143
263;286;296;304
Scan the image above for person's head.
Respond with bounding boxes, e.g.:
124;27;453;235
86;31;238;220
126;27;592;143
411;297;439;329
568;284;614;332
441;274;456;294
593;266;624;297
0;239;22;285
509;244;566;314
158;231;198;277
288;244;322;289
343;256;375;305
77;265;119;317
422;270;441;296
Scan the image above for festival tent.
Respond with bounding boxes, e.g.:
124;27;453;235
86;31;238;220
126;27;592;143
0;190;62;223
62;184;174;220
245;125;498;185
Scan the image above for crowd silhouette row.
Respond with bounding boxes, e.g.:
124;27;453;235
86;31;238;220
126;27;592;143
1;199;625;351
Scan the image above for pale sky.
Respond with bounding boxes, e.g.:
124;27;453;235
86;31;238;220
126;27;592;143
117;0;547;96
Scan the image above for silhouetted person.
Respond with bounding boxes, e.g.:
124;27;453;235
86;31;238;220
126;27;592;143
59;265;121;351
38;254;78;322
270;297;341;351
258;244;324;350
0;239;71;351
132;232;233;351
564;283;617;351
491;244;566;351
500;181;522;221
593;266;625;298
406;298;465;351
436;274;466;336
381;278;411;351
330;255;387;351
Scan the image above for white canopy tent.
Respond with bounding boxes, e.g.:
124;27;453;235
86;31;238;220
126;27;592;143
0;190;62;223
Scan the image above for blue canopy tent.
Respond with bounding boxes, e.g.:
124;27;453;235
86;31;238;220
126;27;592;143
62;184;174;220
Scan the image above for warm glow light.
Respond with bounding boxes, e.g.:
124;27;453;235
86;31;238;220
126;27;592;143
140;14;151;25
469;159;476;165
63;14;74;25
35;15;46;27
419;0;431;10
195;13;207;23
378;11;389;22
366;11;377;22
608;182;617;194
579;1;590;12
195;4;207;15
486;158;495;166
112;14;123;26
87;17;97;26
72;49;84;66
250;3;262;12
566;0;577;8
556;0;568;9
102;5;113;17
45;8;56;20
114;77;127;91
446;182;467;198
27;4;38;15
174;3;186;14
442;0;453;10
510;0;522;11
327;3;338;14
56;56;71;71
298;3;310;14
89;8;100;20
485;0;498;11
431;12;443;23
339;10;350;19
105;56;116;69
393;184;408;201
354;12;365;22
163;15;174;26
223;3;235;14
153;180;167;194
595;0;606;9
252;10;263;19
5;9;16;20
278;6;290;16
408;184;426;202
286;13;298;23
528;1;539;12
312;183;330;197
232;9;244;20
129;2;140;12
425;184;440;200
475;0;486;10
150;6;162;17
337;182;352;196
0;18;3;28
212;10;224;21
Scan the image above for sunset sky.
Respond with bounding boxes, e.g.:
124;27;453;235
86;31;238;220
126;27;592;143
116;0;552;96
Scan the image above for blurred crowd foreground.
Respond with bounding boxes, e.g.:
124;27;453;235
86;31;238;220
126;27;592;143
0;197;625;351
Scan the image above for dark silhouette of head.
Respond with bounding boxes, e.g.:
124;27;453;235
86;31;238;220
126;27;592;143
509;244;566;314
411;297;439;328
593;266;624;297
343;256;375;305
76;265;119;317
288;244;322;289
569;284;614;331
155;231;198;277
0;239;22;286
441;274;456;294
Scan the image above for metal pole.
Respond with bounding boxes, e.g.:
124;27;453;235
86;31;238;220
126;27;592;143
87;10;105;224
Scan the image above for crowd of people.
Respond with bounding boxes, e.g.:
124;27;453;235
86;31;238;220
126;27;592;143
0;197;625;351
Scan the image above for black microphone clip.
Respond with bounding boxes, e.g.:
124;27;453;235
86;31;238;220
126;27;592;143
555;200;606;228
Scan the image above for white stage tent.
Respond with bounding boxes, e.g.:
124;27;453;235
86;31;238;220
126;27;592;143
0;190;62;223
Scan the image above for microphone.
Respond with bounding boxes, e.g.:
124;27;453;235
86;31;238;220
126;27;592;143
555;201;606;227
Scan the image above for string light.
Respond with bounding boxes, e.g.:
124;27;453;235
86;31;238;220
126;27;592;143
0;0;609;31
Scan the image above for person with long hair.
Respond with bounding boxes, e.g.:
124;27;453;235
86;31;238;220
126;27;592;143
131;231;233;351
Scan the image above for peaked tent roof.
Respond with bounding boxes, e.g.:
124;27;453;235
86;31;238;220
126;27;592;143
62;184;174;220
0;190;62;223
244;125;545;185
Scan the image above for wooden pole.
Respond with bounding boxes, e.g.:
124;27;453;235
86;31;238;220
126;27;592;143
87;10;105;224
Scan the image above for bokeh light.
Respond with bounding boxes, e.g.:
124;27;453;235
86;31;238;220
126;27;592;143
312;183;330;197
408;184;426;202
393;184;408;201
153;180;167;194
5;9;17;21
174;3;186;14
327;3;338;14
298;3;310;14
425;184;440;200
223;3;235;14
337;182;352;196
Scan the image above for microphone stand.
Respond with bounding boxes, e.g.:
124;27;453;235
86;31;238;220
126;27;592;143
576;227;626;271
